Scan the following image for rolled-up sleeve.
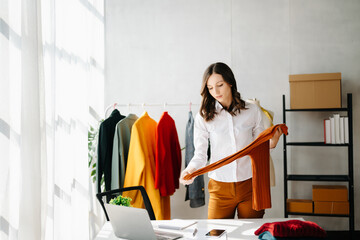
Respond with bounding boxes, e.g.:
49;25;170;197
252;105;265;138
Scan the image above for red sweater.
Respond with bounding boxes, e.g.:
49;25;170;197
155;112;182;196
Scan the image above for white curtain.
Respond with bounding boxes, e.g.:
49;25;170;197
0;0;105;239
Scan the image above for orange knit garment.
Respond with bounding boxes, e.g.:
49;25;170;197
184;124;288;211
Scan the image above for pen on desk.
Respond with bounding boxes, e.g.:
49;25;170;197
192;228;197;237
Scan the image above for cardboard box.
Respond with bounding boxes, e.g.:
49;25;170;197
287;199;313;213
289;72;341;109
314;201;349;215
312;185;348;202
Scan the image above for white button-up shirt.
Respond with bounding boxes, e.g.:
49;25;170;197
187;101;265;182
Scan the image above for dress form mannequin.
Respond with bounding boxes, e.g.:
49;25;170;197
246;98;276;187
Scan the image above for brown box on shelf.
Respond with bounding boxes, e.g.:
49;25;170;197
289;72;341;109
287;199;313;213
312;185;348;202
314;201;349;215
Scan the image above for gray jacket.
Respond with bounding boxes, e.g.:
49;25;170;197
185;111;205;208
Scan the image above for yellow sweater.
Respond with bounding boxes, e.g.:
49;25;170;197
123;112;170;220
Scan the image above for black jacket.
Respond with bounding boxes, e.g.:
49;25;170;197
97;109;125;193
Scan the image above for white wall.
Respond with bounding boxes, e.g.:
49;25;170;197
104;0;360;230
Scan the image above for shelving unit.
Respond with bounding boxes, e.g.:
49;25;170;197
282;93;354;233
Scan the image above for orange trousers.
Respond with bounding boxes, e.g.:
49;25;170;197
208;178;264;219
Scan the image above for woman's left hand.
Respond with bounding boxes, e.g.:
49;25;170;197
270;127;282;149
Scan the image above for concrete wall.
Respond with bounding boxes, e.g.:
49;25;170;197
104;0;360;230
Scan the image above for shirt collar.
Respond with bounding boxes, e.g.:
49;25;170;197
215;101;224;112
110;109;120;118
127;113;138;120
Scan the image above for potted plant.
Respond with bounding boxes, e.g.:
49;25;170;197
109;195;132;207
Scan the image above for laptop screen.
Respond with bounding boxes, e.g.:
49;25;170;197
105;204;182;240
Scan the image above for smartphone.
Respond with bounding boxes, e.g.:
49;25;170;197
205;229;226;238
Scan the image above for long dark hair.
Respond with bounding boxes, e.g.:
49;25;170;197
200;62;246;121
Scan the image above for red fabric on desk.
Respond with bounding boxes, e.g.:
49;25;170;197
184;124;288;211
254;220;326;238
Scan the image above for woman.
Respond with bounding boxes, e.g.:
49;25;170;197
180;62;282;219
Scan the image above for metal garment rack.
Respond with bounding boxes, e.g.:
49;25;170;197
104;102;200;118
282;93;354;235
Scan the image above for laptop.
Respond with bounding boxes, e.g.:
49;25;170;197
105;204;183;240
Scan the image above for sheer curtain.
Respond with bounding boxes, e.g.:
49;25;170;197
0;0;105;239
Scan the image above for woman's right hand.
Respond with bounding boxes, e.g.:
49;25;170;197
179;167;197;185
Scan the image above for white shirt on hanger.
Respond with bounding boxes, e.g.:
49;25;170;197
187;101;264;182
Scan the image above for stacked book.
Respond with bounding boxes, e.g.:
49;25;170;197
324;114;349;144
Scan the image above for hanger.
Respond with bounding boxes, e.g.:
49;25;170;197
142;103;146;112
104;102;121;118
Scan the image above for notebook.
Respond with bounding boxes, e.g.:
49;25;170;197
158;219;197;230
105;204;183;240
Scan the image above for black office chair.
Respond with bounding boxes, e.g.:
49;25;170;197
96;185;156;221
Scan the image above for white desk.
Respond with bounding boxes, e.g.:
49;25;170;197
95;218;303;240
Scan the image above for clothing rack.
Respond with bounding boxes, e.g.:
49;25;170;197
105;102;200;117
